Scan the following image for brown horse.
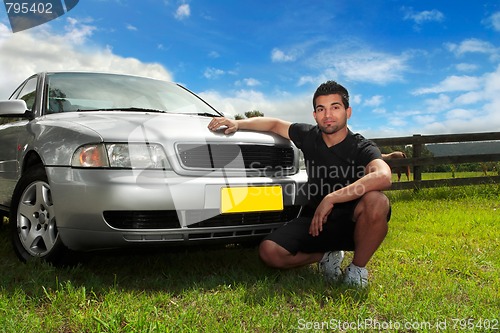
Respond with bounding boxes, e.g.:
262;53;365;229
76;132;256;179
382;151;411;181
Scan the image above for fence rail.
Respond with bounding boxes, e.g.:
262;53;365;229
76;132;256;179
370;131;500;190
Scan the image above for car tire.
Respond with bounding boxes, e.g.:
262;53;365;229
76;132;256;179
10;167;74;266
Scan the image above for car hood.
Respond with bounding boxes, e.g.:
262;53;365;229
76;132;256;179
44;111;289;145
33;111;298;176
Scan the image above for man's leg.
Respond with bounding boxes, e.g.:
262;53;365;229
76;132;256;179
258;240;323;269
351;191;390;267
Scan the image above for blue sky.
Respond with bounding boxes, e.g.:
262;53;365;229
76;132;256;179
1;0;499;138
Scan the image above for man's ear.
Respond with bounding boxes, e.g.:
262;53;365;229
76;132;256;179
346;107;352;119
312;110;317;121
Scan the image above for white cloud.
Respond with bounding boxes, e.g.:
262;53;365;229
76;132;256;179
336;52;407;84
208;51;220;58
372;108;386;114
410;65;500;134
388;117;407;127
453;91;484;105
484;64;500;97
126;24;138;31
412;75;482;95
423;94;452;113
203;67;225;79
237;78;261;87
175;4;191;20
483;11;500;31
0;21;173;99
271;48;296;62
446;108;470;120
308;49;408;85
199;64;500;136
445;38;497;57
413;114;437;125
403;8;444;24
0;21;11;40
350;94;362;106
297;74;331;87
455;63;478;72
364;95;384;107
64;17;96;44
198;89;311;123
297;76;315;86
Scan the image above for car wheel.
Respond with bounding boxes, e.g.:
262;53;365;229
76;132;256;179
10;167;71;265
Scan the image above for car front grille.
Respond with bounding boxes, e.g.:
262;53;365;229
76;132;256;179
103;205;301;230
186;205;301;228
104;210;181;229
176;143;295;172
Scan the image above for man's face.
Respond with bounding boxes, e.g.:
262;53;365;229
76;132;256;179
313;94;352;135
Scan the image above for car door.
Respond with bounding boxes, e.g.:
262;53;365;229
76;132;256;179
0;76;38;208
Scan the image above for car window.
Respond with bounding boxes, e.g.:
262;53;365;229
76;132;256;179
45;72;221;116
9;82;24;100
14;77;37;111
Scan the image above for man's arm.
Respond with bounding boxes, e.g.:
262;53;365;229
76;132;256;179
309;158;392;236
208;116;292;139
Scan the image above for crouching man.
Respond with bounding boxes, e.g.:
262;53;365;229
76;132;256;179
208;81;392;288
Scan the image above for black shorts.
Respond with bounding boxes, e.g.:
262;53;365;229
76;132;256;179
264;200;391;255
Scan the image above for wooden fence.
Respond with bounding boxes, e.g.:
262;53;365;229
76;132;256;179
371;131;500;190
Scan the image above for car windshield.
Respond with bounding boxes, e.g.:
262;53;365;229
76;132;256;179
45;72;221;116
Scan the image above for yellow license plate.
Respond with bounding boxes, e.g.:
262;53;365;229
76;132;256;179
220;186;283;214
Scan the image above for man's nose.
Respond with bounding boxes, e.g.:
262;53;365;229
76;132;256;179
325;108;335;117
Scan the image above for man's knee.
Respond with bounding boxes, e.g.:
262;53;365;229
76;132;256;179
259;240;287;268
355;191;391;222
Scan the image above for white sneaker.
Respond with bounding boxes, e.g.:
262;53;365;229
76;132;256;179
343;263;368;288
318;251;344;282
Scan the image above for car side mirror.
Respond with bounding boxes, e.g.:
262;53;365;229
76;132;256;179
0;100;33;119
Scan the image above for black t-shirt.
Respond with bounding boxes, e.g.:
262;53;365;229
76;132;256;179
289;123;382;208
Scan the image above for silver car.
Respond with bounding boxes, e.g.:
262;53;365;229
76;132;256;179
0;72;308;264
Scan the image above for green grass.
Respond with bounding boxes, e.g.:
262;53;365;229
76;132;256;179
0;182;499;332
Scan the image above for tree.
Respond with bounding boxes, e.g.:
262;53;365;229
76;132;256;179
244;110;264;118
234;110;264;120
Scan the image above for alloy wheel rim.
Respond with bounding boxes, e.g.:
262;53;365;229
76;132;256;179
17;180;58;257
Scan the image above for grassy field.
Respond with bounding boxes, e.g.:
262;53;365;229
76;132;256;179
0;181;498;332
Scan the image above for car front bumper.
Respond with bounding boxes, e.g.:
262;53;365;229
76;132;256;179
47;167;308;251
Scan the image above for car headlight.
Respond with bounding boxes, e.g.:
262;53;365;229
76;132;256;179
298;150;306;170
72;143;171;169
72;144;109;167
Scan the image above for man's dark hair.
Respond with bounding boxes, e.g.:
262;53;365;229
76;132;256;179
313;80;350;109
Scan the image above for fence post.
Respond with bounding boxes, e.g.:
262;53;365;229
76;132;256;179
413;134;422;184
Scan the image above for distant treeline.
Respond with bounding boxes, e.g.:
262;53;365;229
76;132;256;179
426;141;500;157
